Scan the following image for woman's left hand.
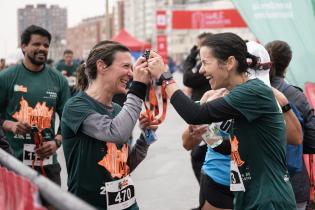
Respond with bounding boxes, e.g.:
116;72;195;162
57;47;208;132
147;51;167;80
133;56;151;84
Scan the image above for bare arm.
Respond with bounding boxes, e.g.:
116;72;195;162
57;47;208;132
272;88;303;145
182;127;202;150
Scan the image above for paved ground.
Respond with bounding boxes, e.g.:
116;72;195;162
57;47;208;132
57;72;200;210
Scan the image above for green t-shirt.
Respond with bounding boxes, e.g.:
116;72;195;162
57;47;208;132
56;60;79;76
0;63;70;164
61;91;138;210
224;79;296;210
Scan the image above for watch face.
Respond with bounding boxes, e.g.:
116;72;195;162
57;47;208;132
163;72;173;80
157;72;173;85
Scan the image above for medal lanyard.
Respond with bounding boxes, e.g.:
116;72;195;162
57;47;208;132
31;128;46;176
143;80;168;125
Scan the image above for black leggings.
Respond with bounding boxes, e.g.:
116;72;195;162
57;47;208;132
199;173;234;209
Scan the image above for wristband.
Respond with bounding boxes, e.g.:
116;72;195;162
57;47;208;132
162;79;176;87
128;81;147;100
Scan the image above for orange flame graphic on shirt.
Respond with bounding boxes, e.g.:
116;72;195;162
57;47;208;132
231;136;245;167
12;97;53;130
98;142;129;179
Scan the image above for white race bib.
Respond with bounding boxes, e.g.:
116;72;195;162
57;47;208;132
230;160;245;192
105;175;136;210
23;144;53;166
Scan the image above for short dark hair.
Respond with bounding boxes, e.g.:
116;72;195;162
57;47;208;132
63;49;74;55
21;25;52;45
265;40;292;78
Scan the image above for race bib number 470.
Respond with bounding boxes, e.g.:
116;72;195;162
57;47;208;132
105;176;136;210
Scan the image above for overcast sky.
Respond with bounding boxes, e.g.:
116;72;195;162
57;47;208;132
0;0;113;59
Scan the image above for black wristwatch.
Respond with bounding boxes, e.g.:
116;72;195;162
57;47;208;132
281;103;292;113
156;72;173;86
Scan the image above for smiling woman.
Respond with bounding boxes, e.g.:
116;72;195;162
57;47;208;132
146;33;297;210
61;40;157;210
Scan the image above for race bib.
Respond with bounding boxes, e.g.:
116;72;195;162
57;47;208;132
230;160;245;192
23;144;53;166
105;175;136;210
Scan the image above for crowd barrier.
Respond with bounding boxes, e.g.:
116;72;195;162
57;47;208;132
0;148;96;210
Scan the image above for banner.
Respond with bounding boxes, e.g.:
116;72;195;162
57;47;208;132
233;0;315;87
157;35;168;64
172;9;246;29
156;10;167;30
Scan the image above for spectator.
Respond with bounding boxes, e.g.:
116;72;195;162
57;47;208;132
0;25;70;210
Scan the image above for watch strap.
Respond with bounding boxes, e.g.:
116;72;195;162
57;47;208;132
281;103;292;113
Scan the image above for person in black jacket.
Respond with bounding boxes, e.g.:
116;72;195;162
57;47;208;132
182;33;213;191
266;40;315;210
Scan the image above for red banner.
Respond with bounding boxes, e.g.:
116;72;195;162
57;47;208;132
305;82;315;109
172;9;247;29
156;10;167;30
157;35;168;64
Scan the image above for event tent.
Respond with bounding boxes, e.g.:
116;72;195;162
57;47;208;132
111;29;151;51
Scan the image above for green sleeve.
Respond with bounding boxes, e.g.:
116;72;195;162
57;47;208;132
55;62;63;71
0;70;8;119
224;83;274;122
62;97;94;134
57;76;70;117
56;76;70;134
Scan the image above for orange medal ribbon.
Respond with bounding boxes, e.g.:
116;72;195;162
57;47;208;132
143;80;168;125
31;129;46;176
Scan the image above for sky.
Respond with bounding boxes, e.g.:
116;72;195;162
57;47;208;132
0;0;113;60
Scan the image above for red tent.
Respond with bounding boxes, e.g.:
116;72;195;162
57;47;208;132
111;29;151;51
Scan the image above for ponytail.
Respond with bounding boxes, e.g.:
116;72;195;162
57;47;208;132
246;52;259;69
246;52;271;70
76;63;89;91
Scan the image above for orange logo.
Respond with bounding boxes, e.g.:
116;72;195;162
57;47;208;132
98;143;129;178
12;97;53;130
231;136;245;167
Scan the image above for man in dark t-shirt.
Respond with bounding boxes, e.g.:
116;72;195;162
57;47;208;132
56;49;79;77
0;25;70;197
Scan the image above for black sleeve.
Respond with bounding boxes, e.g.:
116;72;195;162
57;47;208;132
170;90;242;124
213;140;231;155
285;86;315;154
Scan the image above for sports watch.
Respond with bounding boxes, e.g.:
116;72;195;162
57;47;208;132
281;103;292;113
157;72;173;86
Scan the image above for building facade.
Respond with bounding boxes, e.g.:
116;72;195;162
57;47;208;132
122;0;255;63
17;4;67;60
66;16;110;59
